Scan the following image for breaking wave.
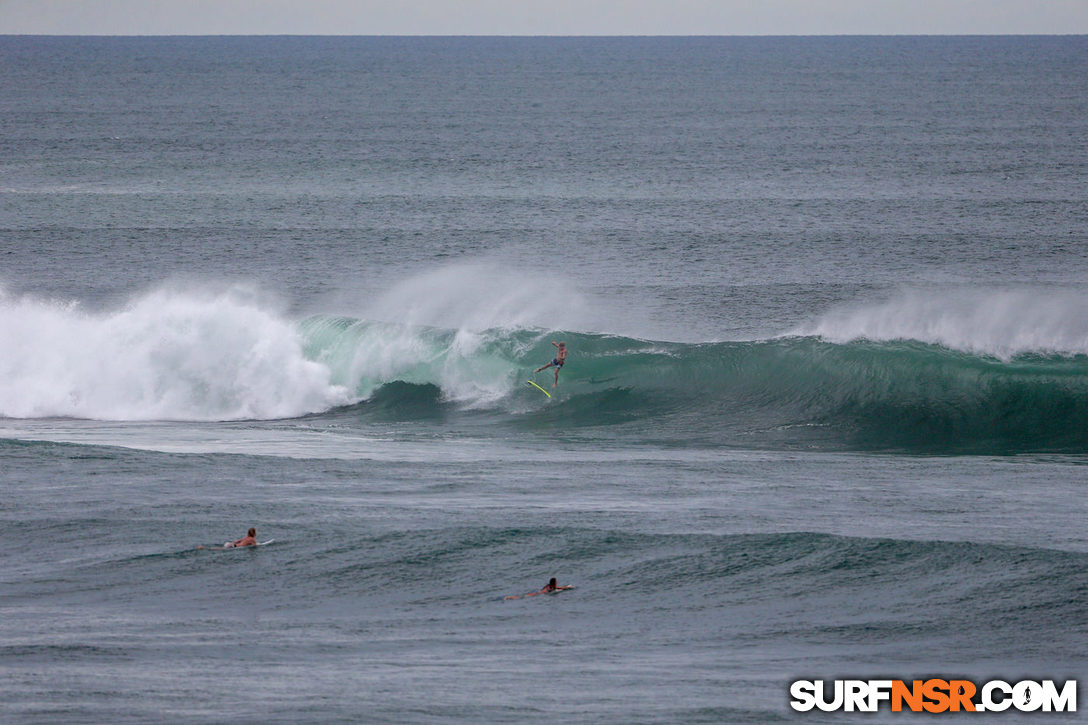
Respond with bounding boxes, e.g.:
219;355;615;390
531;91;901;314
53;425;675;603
3;283;1087;453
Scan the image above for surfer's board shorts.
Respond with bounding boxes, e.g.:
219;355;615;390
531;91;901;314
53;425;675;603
553;358;564;368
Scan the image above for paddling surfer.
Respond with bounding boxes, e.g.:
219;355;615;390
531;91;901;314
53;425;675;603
227;527;258;548
534;341;568;388
503;577;574;600
541;577;571;593
198;527;258;550
197;527;259;550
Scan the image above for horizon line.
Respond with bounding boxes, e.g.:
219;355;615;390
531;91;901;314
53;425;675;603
3;32;1087;38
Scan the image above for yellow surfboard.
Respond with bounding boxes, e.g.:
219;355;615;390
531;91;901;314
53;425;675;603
526;380;551;398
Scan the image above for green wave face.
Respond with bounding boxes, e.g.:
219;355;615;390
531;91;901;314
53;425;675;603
299;316;1088;454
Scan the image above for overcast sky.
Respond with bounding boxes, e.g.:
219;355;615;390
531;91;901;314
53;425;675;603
2;0;1087;35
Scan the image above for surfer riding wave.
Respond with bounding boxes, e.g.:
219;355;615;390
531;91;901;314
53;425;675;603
534;341;567;388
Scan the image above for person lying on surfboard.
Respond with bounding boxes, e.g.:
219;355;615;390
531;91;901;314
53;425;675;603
227;527;258;548
503;577;574;600
541;577;572;593
197;527;262;550
534;341;567;388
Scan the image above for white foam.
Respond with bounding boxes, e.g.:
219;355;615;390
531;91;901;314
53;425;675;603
319;263;590;404
796;287;1088;359
0;286;350;421
361;262;588;333
312;319;526;407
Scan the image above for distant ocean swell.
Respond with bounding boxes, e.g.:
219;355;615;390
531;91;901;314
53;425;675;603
2;287;1087;453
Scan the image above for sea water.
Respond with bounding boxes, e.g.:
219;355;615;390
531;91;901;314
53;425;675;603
1;36;1086;722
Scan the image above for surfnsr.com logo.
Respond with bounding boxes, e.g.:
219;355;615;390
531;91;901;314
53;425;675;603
790;679;1076;713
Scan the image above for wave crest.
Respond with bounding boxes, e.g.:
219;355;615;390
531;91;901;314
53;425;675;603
797;287;1088;359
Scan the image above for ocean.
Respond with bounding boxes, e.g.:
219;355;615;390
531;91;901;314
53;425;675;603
1;35;1086;722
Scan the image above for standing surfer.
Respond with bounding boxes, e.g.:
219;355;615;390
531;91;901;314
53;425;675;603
534;341;568;388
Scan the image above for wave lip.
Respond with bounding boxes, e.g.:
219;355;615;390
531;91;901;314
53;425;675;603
797;287;1088;359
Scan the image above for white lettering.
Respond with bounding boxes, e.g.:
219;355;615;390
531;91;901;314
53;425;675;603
844;680;868;712
982;680;1013;712
789;680;817;712
867;680;893;711
815;680;844;712
1040;680;1077;713
1014;680;1044;712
